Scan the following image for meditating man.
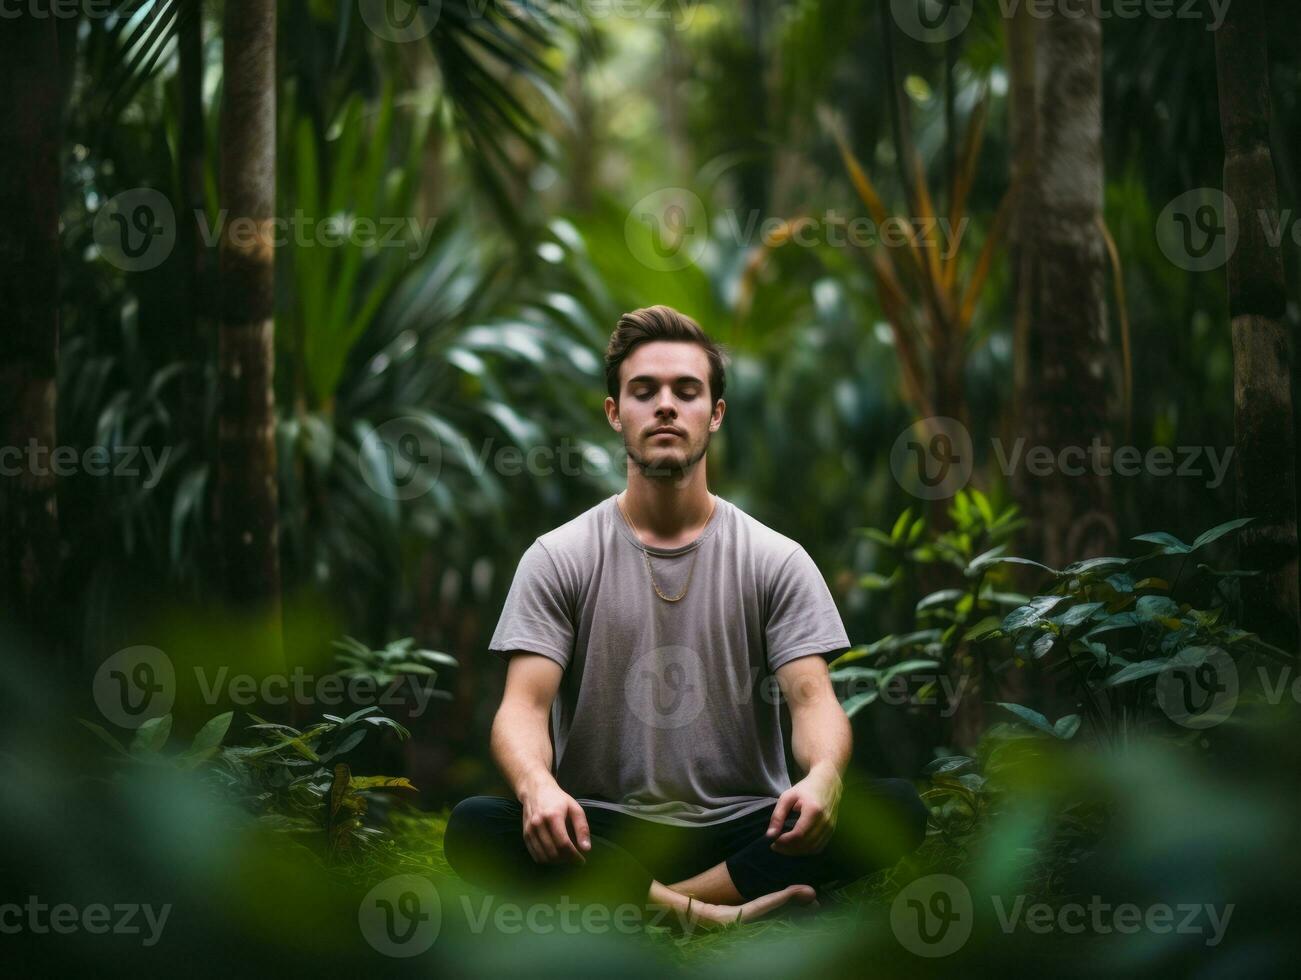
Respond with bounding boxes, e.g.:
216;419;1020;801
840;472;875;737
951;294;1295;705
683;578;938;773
444;305;928;928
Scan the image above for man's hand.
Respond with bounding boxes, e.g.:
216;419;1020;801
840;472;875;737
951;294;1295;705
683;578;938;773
765;764;843;856
519;778;592;866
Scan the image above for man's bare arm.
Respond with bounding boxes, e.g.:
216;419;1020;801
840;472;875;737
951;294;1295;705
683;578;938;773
765;655;852;853
779;654;852;780
491;652;591;864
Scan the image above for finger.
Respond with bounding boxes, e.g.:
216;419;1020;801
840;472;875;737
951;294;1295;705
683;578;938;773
772;806;819;851
522;822;544;864
548;812;584;863
766;793;797;838
569;802;592;853
532;817;561;864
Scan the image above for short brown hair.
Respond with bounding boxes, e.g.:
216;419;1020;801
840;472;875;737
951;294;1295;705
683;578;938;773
604;305;727;404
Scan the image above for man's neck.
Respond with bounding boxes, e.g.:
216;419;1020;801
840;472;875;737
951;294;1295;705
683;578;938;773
620;471;714;547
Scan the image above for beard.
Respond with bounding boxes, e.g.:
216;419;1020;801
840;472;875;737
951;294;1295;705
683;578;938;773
623;427;711;485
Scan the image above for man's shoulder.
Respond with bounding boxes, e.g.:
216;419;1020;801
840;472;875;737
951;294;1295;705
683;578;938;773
724;497;803;567
533;495;611;561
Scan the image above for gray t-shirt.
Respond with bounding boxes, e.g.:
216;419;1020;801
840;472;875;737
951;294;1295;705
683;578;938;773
488;492;851;827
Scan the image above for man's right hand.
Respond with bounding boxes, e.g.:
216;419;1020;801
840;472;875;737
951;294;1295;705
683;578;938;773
519;779;592;865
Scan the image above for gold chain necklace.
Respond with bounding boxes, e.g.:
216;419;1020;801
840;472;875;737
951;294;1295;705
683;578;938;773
617;493;716;603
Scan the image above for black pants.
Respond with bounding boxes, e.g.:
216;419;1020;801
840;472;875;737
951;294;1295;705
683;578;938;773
443;772;928;908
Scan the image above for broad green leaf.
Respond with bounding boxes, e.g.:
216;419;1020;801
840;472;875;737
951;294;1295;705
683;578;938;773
131;714;172;755
1190;517;1253;551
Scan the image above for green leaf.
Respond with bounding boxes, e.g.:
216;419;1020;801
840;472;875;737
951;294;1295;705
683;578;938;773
1053;714;1082;739
1050;602;1106;629
131;714;172;755
1134;595;1179;620
890;508;913;544
1061;557;1130;576
924;756;976;776
917;589;965;612
995;702;1057;736
349;776;418;791
1031;633;1056;659
962;616;1004;642
1190;517;1253;551
1105;658;1173;687
187;711;234;757
1132;531;1190;555
1001;595;1065;632
840;690;879;718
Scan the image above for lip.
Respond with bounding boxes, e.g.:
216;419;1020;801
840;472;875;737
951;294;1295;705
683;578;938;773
650;428;683;438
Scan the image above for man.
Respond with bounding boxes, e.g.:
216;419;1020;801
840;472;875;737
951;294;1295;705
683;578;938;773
444;305;927;929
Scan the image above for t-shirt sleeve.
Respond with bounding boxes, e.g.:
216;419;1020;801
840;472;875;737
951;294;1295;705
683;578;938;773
764;546;851;671
487;539;575;670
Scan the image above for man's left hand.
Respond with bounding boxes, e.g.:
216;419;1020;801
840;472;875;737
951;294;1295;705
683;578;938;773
766;764;843;855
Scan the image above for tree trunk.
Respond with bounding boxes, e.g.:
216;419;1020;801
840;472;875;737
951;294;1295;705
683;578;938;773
216;0;282;616
0;15;63;640
1215;0;1300;653
1006;5;1038;439
1017;7;1116;570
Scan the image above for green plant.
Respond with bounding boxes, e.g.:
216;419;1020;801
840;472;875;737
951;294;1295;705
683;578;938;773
331;635;457;692
976;517;1293;743
834;489;1027;733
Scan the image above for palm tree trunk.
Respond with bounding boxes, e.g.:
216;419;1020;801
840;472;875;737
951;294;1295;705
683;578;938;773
1214;0;1300;652
216;0;282;614
0;15;63;635
1017;7;1115;570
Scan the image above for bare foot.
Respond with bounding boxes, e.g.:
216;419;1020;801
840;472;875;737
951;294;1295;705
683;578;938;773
680;884;820;933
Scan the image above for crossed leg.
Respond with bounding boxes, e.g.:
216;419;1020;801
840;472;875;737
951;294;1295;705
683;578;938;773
443;773;928;919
